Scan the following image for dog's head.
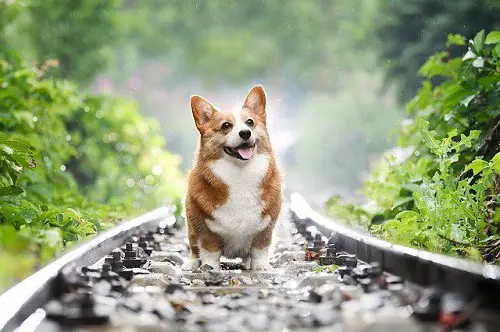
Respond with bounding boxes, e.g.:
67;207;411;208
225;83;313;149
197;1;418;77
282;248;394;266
191;85;271;162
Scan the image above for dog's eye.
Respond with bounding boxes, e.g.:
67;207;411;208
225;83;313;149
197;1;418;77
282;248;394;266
245;119;254;127
221;122;232;130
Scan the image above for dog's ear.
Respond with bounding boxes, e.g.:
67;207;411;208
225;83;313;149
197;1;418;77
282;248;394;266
243;85;266;119
191;95;216;132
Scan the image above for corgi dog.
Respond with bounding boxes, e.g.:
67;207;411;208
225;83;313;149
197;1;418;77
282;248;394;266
183;85;282;271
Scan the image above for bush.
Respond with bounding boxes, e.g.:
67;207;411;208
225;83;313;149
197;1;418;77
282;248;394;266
326;31;500;262
0;52;184;290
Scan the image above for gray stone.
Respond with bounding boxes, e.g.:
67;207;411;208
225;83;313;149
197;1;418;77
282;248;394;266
148;261;182;276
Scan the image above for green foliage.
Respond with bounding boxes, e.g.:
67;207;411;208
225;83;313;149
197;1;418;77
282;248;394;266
313;264;339;273
372;0;500;101
325;196;371;228
0;53;184;290
27;0;120;85
0;1;23;41
0;0;119;85
2;0;378;89
373;126;496;252
113;0;336;86
326;31;500;261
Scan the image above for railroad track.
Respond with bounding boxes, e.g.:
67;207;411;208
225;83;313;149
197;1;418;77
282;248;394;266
1;194;499;332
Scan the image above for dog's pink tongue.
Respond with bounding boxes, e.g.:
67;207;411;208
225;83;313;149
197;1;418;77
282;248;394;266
237;147;254;160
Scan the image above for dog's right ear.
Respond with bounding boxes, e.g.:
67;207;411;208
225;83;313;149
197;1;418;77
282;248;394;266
190;95;216;132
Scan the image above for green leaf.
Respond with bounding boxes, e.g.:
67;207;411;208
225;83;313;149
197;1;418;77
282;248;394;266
313;264;339;273
419;52;451;78
371;214;386;225
460;94;476;107
63;208;82;222
0;204;24;226
472;57;484;68
494;44;500;58
464;159;490;175
485;31;500;45
395;210;420;221
391;196;414;210
478;75;497;89
492;152;500;173
19;200;39;223
473;30;485;53
0;186;24;197
462;49;476;61
447;34;465;47
417;119;441;155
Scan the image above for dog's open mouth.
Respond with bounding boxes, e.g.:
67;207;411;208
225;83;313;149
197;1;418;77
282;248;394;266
224;142;255;160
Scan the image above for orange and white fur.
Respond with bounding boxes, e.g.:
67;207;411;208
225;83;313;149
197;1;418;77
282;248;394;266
183;85;282;271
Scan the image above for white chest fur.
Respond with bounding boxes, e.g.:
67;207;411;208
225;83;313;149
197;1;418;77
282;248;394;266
207;153;271;257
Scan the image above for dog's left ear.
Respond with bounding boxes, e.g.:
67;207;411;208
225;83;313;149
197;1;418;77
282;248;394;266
243;85;266;119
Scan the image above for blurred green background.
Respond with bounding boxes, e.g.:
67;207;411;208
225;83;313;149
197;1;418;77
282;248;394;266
2;0;499;202
1;0;499;288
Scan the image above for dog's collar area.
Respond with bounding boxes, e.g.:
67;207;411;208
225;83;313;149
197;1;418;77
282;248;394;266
223;142;255;160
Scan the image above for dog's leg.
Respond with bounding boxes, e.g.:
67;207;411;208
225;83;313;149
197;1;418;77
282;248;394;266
251;224;274;270
182;220;201;271
241;255;252;270
199;230;223;271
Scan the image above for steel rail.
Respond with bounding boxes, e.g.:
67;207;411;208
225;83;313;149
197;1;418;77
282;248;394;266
3;194;500;331
0;207;172;332
289;193;500;311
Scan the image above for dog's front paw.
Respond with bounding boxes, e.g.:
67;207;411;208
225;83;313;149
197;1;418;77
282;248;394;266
242;256;252;270
199;250;221;272
181;258;200;271
251;247;272;271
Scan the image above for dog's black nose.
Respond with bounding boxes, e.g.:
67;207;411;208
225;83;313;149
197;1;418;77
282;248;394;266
239;130;251;140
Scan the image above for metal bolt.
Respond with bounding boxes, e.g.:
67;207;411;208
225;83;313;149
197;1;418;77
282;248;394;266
326;244;336;256
102;263;111;273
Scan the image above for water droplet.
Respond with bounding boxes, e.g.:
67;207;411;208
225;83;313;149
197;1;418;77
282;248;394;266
33;116;38;122
96;110;104;118
65;135;71;142
415;151;420;156
84;106;90;112
126;178;135;187
60;165;66;171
